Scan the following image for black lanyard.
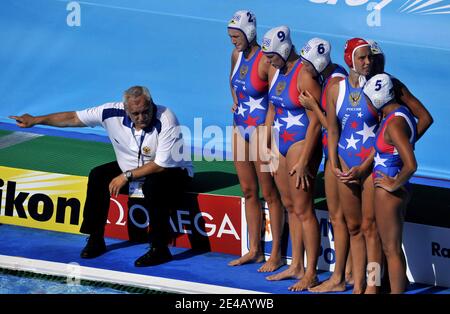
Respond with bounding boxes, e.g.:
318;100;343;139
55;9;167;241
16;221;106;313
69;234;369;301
131;128;146;167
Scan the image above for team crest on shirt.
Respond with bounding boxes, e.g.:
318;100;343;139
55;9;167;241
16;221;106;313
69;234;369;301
239;65;249;80
349;92;362;107
276;81;286;96
142;146;151;155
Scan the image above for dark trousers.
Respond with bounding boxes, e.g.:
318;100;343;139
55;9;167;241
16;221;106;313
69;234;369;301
80;161;191;248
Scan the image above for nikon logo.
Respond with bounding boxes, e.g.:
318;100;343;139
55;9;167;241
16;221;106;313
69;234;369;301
0;179;80;225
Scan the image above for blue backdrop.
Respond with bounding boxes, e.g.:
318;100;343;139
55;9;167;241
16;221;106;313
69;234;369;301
1;0;449;179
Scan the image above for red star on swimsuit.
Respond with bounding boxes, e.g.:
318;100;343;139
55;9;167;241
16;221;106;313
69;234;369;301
280;130;296;143
244;115;259;127
322;133;328;149
351;121;358;129
239;92;245;99
355;146;372;161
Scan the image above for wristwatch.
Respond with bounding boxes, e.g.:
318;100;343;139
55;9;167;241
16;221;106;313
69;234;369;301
124;170;133;182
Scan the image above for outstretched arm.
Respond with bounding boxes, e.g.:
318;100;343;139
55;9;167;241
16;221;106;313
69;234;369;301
9;112;85;128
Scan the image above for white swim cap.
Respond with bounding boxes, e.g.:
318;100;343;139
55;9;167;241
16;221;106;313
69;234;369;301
300;37;331;74
367;39;384;56
262;26;292;62
363;74;395;110
228;10;257;44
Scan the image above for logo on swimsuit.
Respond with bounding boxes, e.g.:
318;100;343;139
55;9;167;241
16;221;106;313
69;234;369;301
239;65;249;80
349;92;362;107
275;81;286;96
142;146;151;154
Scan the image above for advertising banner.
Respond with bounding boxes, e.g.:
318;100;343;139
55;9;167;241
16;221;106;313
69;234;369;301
240;202;450;287
0;167;243;255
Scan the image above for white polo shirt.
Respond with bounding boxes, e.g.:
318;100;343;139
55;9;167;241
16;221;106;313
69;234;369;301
76;102;193;177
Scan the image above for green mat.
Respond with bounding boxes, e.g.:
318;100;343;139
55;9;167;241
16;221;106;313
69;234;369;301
0;130;13;137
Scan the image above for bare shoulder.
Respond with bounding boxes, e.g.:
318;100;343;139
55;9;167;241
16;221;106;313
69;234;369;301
328;76;345;87
328;79;340;94
325;80;340;107
267;64;278;83
260;55;271;73
387;115;411;140
299;68;320;90
231;49;240;65
390;114;409;129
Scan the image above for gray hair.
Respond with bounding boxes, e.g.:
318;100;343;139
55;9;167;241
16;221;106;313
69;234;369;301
123;86;152;105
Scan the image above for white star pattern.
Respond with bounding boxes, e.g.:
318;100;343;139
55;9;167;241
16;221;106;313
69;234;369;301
281;111;304;129
273;119;283;131
345;134;360;150
374;153;388;168
244;96;265;113
356;123;376;144
236;104;248;117
357;112;363;118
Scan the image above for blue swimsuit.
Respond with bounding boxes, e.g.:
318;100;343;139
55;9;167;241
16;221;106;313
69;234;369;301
336;78;379;168
373;106;417;188
268;59;310;157
231;48;269;142
320;64;347;160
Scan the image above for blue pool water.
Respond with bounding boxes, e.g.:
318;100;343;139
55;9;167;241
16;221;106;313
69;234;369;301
0;273;131;294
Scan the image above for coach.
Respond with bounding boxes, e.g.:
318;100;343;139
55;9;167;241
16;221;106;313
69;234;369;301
10;86;193;267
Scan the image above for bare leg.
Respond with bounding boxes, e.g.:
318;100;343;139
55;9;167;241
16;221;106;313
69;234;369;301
266;152;305;281
375;187;409;294
229;130;264;266
252;128;285;273
310;160;348;293
255;159;285;272
286;143;321;292
361;175;382;294
338;177;366;294
345;250;354;285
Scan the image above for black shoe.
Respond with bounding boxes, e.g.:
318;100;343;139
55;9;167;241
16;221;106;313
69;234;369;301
134;247;173;267
80;236;106;258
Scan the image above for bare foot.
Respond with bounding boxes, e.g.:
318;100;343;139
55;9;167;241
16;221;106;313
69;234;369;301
352;286;365;294
364;286;378;294
345;272;354;285
288;274;319;292
308;277;346;293
228;252;264;266
266;265;304;281
257;257;285;273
